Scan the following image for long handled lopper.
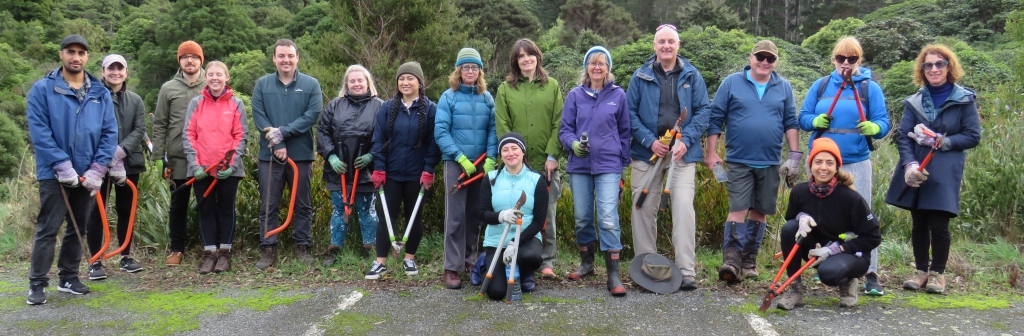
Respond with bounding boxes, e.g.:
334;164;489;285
897;132;943;202
659;108;689;211
172;150;236;197
263;157;300;238
759;237;817;312
193;150;237;210
447;153;487;195
636;108;687;208
480;191;528;300
377;186;402;259
813;69;853;141
395;186;427;257
848;73;877;151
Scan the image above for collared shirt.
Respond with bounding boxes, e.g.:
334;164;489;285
60;71;91;103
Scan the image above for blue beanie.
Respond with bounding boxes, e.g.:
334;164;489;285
583;46;612;70
454;48;484;68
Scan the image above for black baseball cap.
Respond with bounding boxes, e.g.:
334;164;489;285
60;35;89;51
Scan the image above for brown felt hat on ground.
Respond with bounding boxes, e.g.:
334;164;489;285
629;253;683;294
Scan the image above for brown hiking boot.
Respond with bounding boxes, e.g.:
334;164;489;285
903;271;928;290
925;272;946;294
444;270;462;289
214;249;232;273
256;247;277;271
718;248;742;284
295;245;316;265
198;250;217;274
776;282;805;310
164;252;183;266
742;268;759;279
839;278;859;307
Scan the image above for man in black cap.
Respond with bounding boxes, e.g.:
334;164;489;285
25;34;118;305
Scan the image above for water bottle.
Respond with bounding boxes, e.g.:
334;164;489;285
505;265;523;301
712;162;728;182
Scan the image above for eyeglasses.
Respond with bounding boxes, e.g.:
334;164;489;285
922;60;949;70
180;55;200;61
460;65;480;72
588;62;608;68
656;24;677;32
753;53;777;64
834;55;859;64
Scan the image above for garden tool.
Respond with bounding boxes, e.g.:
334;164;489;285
479;192;527;297
848;73;877;151
579;132;590;151
378;186;402;259
263;157;300;238
813;69;852;141
760;237;816;312
448;153;487;195
394;185;427;257
659;108;689;211
897;133;943;202
193;150;237;210
345;143;365;216
102;179;139;260
171;150;236;196
636;109;686;208
162;155;176;189
338;142;350;220
57;176;102;265
506;191;528;304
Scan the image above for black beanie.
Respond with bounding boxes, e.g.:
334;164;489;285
498;132;527;155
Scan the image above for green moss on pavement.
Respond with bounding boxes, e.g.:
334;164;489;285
324;311;380;335
902;293;1012;311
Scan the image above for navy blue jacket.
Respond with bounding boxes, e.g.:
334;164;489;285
707;67;798;165
627;55;712;164
371;97;442;182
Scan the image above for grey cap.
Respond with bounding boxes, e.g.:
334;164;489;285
60;34;89;51
102;54;127;69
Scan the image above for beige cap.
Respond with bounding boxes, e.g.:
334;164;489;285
751;40;778;58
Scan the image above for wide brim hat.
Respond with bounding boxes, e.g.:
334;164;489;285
629;253;683;294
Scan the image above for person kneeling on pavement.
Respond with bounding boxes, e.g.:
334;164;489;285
477;132;548;300
776;138;881;310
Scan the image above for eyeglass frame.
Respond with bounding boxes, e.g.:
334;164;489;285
460;64;481;72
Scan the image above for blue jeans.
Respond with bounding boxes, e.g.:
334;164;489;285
329;191;378;248
569;173;622;251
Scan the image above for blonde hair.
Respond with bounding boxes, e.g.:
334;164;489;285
205;61;229;76
579;52;614;88
338;64;379;97
831;37;863;76
912;44;965;86
448;67;487;93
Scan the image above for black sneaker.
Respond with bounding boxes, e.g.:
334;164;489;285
119;257;144;273
57;278;90;295
365;261;388;280
864;272;885;296
88;262;106;280
403;259;419;276
26;284;46;305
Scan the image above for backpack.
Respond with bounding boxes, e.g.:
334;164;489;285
815;75;870;109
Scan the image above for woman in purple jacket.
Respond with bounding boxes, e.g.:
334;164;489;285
559;46;631;297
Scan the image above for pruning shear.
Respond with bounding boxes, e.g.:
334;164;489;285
193;150;237;209
448;153;487;195
897;130;943;202
172;150;236;196
636;108;686;208
813;69;852;141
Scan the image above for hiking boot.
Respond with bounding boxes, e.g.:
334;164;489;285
26;284;46;305
57;278;90;295
540;267;557;280
679;275;698;291
256;247;277;271
718;248;742;284
198;250;217;274
365;261;388;280
839;278;859;307
742;268;759;279
165;251;183;266
522;273;536;293
903;271;928;290
925;272;946;294
322;245;340;267
605;250;626;297
403;259;419;276
119;257;143;273
88;262;106;281
567;243;595;280
214;249;232;273
470;252;486;286
864;272;884;296
444;270;462;289
740;251;760;279
775;282;804;310
295;245;316;266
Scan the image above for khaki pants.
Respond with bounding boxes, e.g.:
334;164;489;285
630;159;697;276
541;172;561;270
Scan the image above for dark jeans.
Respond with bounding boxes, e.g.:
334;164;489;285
483;237;542;301
911;209;952;273
780;219;869;286
258;160;313;248
193;177;241;249
86;174;139;257
30;180;95;287
168;178;191;252
375;179;424;258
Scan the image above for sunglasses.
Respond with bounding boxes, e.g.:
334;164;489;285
656;24;678;32
922;60;949;70
834;55;859;64
753;53;777;64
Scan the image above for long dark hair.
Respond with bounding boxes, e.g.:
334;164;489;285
506;39;549;89
383;82;428;150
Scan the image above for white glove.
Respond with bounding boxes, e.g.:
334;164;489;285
904;162;929;187
808;242;841;267
795;212;816;239
109;160;127;185
264;127;284;146
498;209;522;224
503;244;517;264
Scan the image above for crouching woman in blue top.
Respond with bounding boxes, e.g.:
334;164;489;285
478;132;548;301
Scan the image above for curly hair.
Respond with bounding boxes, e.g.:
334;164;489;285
448;67;487;93
912;44;965;86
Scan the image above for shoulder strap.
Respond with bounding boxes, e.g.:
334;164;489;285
859;79;870;117
815;76;829;101
816;76;869;107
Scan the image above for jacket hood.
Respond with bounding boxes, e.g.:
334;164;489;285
202;85;235;100
46;67;107;97
904;83;975;118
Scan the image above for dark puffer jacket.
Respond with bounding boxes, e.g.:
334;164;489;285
317;94;384;192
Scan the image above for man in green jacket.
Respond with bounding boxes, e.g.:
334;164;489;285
494;39;565;279
152;41;205;266
252;39;324;270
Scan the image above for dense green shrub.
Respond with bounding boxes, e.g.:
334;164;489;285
800;18;865;58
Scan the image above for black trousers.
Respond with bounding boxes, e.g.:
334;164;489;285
168;178;191;252
910;209;952;273
780;219;869;286
258;160;314;247
483;237;543;301
193;177;241;249
375;179;425;258
86;174;139;258
30;181;95;287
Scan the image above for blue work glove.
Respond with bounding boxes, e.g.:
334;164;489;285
82;163;107;195
354;153;373;169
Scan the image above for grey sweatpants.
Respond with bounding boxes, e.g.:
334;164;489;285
540;171;561;270
443;161;483;272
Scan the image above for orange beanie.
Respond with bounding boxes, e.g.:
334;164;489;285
177;41;204;64
808;138;842;168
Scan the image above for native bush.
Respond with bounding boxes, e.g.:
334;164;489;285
800;18;866;58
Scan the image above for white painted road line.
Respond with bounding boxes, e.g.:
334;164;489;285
303;290;364;336
746;313;780;336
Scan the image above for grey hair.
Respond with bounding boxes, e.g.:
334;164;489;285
579;52;614;88
338;64;379;97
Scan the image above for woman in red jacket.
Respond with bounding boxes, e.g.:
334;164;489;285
182;61;248;274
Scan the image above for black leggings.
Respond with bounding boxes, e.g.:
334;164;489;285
780;219;869;286
193;177;241;249
376;179;424;258
86;174;140;257
483;237;542;301
910;209;952;273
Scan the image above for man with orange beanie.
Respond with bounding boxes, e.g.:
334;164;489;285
152;40;206;266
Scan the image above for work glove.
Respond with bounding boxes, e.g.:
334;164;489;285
572;141;589;158
856;121;881;136
483;157;496;174
371;170;386;188
778;151;803;186
328;155;347;174
109;160;127;185
217;167;235;179
795;212;817;239
193;167;209;181
114;146;127;161
907;123;950;149
498;209;523;225
420;171;435;189
82;163;107;195
354;153;373;169
264;127;284;146
456;154;476;176
503;243;517;265
812;114;831;129
904;162;929;187
54;160;80;187
808;242;842;267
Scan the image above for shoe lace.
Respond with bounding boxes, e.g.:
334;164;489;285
404;259;416;268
